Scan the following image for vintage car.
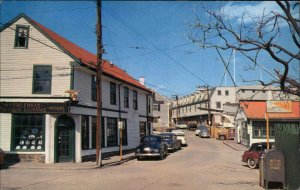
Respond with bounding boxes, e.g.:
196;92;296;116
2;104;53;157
135;135;168;160
171;129;188;147
160;133;181;152
195;125;208;136
241;142;274;169
199;127;210;138
187;122;197;131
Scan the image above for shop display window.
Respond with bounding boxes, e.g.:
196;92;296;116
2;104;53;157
12;114;45;151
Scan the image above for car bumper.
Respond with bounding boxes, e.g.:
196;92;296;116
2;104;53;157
201;134;210;138
136;152;161;157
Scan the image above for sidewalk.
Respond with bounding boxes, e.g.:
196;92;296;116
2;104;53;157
2;152;136;170
222;140;248;151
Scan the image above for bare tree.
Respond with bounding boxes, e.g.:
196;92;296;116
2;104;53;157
188;0;300;97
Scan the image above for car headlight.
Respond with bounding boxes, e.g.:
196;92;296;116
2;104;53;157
153;149;159;153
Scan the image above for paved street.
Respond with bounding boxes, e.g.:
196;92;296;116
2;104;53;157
1;131;262;190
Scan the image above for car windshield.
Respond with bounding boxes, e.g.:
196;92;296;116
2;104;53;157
142;136;160;143
161;135;171;140
197;125;207;130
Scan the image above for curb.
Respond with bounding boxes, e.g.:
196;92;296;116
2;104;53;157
223;141;245;151
1;155;136;170
101;155;136;168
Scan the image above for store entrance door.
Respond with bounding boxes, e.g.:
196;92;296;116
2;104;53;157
55;115;75;163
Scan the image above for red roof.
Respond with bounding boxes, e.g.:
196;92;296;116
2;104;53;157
240;101;300;120
23;15;151;93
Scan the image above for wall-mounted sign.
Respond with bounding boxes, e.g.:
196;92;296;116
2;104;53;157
267;101;292;113
0;102;68;114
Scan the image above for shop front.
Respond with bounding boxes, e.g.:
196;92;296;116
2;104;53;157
0;101;74;163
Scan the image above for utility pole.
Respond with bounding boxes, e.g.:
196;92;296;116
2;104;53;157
172;95;179;125
96;0;103;167
206;86;212;135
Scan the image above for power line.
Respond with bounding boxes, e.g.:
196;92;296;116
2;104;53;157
103;7;210;86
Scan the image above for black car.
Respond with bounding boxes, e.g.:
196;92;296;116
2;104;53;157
187;122;197;131
135;135;168;160
160;133;181;152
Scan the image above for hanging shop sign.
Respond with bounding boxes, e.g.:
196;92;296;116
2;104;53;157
0;102;68;114
266;101;292;113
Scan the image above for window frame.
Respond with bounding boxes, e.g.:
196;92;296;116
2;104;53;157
124;86;129;108
91;75;97;101
32;65;52;94
225;90;229;96
11;114;45;151
81;115;90;150
106;117;118;147
139;122;146;138
14;25;30;48
216;101;221;109
133;90;138;110
120;119;128;146
110;82;117;105
217;90;222;96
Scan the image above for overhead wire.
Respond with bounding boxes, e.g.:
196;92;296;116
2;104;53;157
103;6;210;87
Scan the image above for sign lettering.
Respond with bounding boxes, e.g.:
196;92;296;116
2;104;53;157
0;102;68;114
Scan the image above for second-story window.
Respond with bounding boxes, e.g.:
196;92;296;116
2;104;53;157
33;65;52;94
15;25;29;48
110;82;116;105
225;90;229;96
216;102;221;109
124;86;129;108
91;75;97;101
133;90;138;110
218;90;221;96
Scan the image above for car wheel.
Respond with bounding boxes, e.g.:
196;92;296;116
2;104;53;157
219;135;225;141
159;151;165;160
247;158;257;169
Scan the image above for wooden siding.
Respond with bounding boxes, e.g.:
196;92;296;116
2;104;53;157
0;17;72;98
0;114;11;151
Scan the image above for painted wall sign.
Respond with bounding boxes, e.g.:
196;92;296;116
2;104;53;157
267;101;292;113
0;102;68;113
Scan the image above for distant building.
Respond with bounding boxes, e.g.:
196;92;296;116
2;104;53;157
0;14;153;163
170;86;236;126
152;91;170;129
234;100;300;146
170;85;299;127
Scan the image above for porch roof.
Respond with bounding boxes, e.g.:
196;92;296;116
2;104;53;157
240;101;300;120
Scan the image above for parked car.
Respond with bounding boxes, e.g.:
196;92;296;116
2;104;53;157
176;124;188;129
195;125;208;136
171;130;188;147
187;122;197;131
241;142;274;169
160;133;181;152
199;127;210;138
135;135;168;160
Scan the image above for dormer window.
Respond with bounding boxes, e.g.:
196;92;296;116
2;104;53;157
15;25;29;48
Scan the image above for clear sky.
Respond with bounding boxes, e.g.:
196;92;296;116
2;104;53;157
1;1;297;98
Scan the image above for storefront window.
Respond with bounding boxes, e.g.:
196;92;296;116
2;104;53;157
120;119;128;146
107;118;117;147
12;114;45;151
139;122;146;138
252;121;275;139
81;115;89;150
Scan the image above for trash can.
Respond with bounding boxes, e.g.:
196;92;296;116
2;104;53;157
0;148;4;165
263;149;285;189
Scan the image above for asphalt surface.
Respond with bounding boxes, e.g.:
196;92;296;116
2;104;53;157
0;130;262;190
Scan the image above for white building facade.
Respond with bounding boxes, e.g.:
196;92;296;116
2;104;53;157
152;91;170;129
0;14;153;163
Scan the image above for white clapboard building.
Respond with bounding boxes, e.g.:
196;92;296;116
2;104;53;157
0;14;153;163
